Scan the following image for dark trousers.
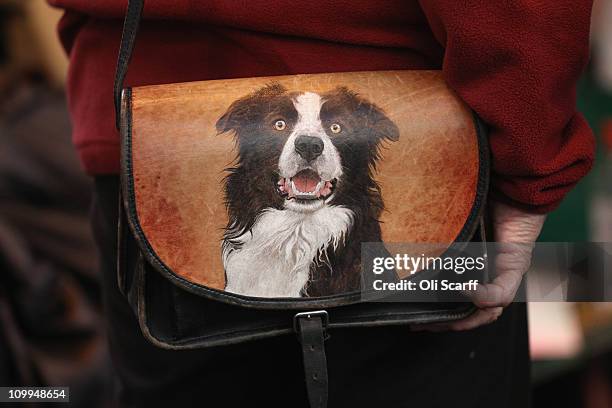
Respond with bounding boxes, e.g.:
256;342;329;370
91;176;530;408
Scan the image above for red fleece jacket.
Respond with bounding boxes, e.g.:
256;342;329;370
49;0;594;213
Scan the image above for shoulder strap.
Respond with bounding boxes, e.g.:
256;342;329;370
114;0;145;130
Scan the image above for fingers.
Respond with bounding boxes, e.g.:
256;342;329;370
410;307;504;332
470;242;533;308
471;267;523;308
448;307;504;331
409;202;547;334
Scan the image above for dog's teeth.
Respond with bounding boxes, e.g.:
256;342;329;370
286;175;334;201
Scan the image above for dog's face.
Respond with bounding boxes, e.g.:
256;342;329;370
217;84;399;212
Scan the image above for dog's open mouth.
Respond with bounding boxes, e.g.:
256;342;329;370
277;169;335;201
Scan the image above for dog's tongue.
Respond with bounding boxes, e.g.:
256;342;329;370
292;169;321;193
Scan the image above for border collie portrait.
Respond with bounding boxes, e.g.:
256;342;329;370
216;84;399;298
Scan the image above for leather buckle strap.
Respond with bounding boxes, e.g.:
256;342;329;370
294;311;329;408
293;310;329;333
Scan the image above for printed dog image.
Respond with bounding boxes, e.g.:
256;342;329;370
216;84;399;298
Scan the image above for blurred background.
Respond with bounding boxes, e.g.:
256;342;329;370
0;1;112;407
0;1;611;407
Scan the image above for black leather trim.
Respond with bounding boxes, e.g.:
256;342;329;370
116;189;128;296
131;255;477;349
119;87;490;310
455;113;490;243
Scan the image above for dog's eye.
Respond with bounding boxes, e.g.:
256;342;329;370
330;123;342;134
274;120;286;131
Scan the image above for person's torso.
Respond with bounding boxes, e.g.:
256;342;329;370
51;0;445;174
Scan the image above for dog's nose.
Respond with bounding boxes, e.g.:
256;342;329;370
294;135;324;162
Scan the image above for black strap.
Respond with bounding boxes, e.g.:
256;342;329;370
295;313;329;408
114;0;144;130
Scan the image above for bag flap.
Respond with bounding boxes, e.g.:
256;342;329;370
120;70;488;308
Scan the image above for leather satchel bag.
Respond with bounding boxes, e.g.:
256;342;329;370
114;1;490;406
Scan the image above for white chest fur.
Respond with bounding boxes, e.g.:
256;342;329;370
223;205;354;298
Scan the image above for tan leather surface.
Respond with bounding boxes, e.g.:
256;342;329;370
128;71;479;290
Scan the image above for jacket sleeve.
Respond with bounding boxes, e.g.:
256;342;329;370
419;0;595;213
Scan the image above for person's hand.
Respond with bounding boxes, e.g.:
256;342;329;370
411;201;547;332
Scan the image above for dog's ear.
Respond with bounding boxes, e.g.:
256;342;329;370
326;87;399;143
356;93;399;143
216;83;287;134
369;109;399;142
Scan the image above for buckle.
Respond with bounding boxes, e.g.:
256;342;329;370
293;310;329;333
